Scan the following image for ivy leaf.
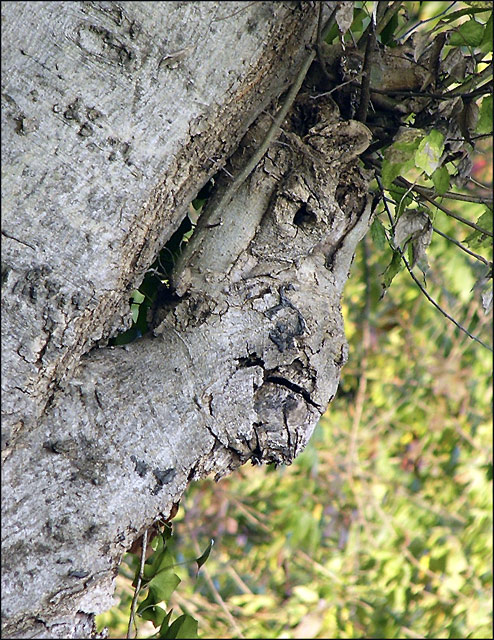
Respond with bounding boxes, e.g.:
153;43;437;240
431;166;450;195
477;95;493;134
157;609;173;635
448;20;485;46
160;613;199;639
415;130;444;176
370;217;387;251
195;539;214;576
140;604;168;626
147;570;181;603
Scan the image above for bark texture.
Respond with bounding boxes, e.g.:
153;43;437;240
1;2;373;638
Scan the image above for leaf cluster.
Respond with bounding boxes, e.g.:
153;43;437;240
319;1;492;336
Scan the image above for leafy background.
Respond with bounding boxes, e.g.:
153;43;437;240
97;1;492;638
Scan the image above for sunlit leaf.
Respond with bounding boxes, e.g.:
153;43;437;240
195;538;214;575
477;95;493;134
414;129;444;176
148;570;181;603
448;20;485;46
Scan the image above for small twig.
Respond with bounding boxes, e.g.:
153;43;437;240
444;62;493;97
212;2;256;22
377;176;493;352
310;72;364;100
355;12;377;123
432;225;491;266
447;133;493;142
127;529;148;639
368;85;492;100
469;176;492;191
395;177;493;237
408;186;492;205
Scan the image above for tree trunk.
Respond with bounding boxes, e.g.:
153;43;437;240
1;2;372;637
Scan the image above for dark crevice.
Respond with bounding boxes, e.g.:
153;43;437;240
293;203;317;228
237;353;265;368
265;374;320;409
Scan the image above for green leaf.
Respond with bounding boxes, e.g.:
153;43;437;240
157;608;174;635
481;13;493;49
195;539;214;575
415;130;444;176
160;614;199;639
131;290;145;304
131;303;140;324
477;95;493;134
380;12;399;46
464;208;493;249
382;131;423;188
370;217;388;251
148;570;181;603
140;604;168;626
382;250;404;292
448;20;485;46
431;166;450;195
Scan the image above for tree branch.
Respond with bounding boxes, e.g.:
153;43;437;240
431;225;491;266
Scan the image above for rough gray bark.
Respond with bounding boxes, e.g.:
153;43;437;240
1;2;372;638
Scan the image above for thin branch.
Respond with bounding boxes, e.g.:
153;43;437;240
407;185;493;205
447;132;493;142
469;176;493;190
432;225;491;266
369;84;493;100
396;2;459;41
445;62;493;97
310;72;363;100
356;9;378;123
127;529;148;639
377;176;493;352
395;177;493;237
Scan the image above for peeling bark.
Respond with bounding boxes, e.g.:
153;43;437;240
2;2;373;638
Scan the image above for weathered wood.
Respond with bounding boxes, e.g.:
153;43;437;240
1;3;373;638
